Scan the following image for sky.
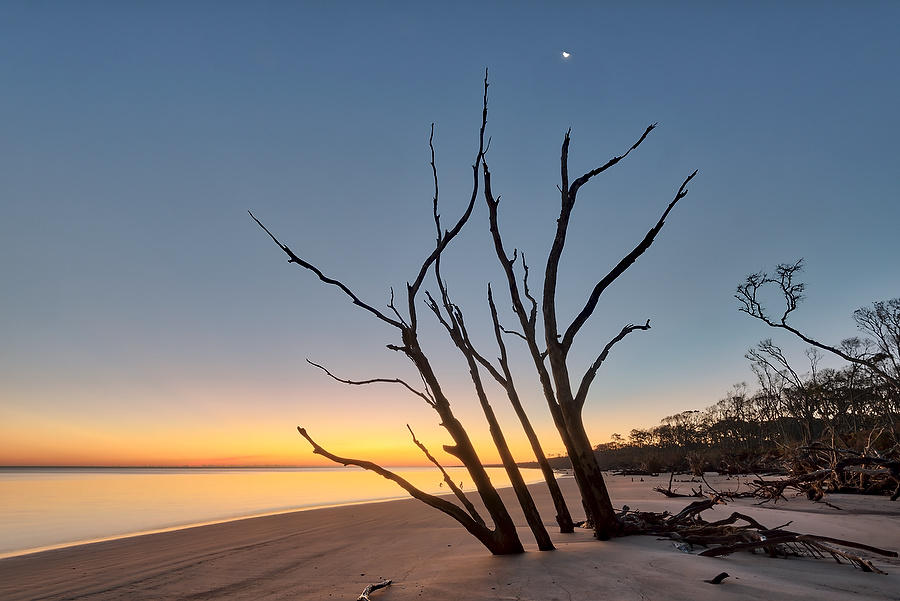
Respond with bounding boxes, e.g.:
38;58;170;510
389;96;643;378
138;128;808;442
1;1;898;467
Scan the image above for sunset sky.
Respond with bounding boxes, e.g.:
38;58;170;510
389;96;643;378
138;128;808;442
2;2;898;467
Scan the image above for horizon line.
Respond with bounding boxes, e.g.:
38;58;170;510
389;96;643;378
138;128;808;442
0;464;476;469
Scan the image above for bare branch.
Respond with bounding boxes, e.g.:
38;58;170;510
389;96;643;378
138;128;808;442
487;284;515;385
427;280;507;391
574;320;652;409
735;260;804;326
519;252;538;328
561;170;697;352
424;290;454;333
249;211;404;329
307;359;434;407
482;157;558;403
737;261;900;389
387;287;409;328
568;123;657;202
297;427;493;542
430;123;441;242
500;325;528;343
407;69;490;328
544;125;660;353
407;425;485;526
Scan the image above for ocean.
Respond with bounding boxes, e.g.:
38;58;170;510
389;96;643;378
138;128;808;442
0;466;543;558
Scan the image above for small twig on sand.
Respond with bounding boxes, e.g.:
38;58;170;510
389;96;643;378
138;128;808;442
703;572;730;585
358;579;392;601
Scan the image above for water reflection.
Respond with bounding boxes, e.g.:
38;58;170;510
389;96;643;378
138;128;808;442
0;466;543;557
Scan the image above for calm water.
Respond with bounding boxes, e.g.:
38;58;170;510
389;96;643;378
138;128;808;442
0;466;542;558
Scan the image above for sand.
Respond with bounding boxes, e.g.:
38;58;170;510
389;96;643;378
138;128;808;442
2;474;898;600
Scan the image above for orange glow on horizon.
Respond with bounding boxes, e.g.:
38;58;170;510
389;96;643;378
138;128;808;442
1;382;673;467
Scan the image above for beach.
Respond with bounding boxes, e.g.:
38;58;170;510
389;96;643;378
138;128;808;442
2;474;898;600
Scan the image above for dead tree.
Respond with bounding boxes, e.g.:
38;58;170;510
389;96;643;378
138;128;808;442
486;285;575;533
416;117;558;548
424;258;554;549
252;73;525;555
736;260;900;393
482;125;698;538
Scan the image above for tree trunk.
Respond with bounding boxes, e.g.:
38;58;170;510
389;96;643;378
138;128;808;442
505;389;574;533
562;413;619;538
404;335;525;554
426;285;554;550
485;286;574;533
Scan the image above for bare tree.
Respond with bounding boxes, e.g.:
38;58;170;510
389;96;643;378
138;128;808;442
853;299;900;387
252;73;527;555
748;342;824;443
255;70;698;549
737;260;900;393
423;211;554;550
482;125;698;538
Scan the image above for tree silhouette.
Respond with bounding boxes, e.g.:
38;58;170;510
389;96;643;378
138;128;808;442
252;70;698;550
737;260;900;393
482;123;697;538
252;72;530;554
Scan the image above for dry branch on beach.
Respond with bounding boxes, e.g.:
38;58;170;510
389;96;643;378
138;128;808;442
620;495;897;574
749;444;900;503
357;580;392;601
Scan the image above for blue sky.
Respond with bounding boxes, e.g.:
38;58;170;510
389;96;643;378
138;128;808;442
1;2;898;464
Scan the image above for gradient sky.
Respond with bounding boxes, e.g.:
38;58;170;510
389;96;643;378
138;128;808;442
2;2;898;466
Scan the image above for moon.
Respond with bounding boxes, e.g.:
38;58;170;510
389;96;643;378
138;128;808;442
561;51;571;59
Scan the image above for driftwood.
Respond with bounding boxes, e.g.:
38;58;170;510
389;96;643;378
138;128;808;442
615;469;659;476
654;472;703;498
621;497;897;573
654;487;700;498
699;535;891;574
357;580;392;601
749;444;900;503
703;572;730;585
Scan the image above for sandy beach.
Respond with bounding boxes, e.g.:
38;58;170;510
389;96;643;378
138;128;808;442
2;474;898;601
